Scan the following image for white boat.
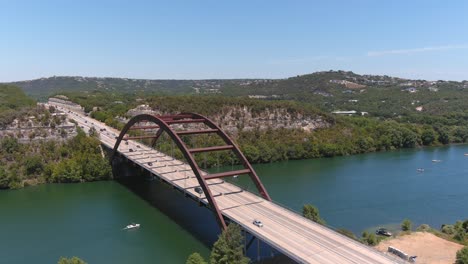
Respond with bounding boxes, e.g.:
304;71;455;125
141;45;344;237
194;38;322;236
464;153;468;156
416;168;425;173
123;223;140;230
432;159;441;163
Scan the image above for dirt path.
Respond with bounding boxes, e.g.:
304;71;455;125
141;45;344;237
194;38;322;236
375;232;463;264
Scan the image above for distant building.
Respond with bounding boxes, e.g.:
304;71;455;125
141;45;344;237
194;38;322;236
402;87;417;93
248;95;268;99
332;110;357;115
415;106;423;112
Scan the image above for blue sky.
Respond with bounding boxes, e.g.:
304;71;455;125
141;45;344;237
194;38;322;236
1;0;468;81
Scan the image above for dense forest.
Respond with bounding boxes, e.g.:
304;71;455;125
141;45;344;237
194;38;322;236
0;84;36;128
59;90;468;167
0;129;112;189
9;71;468;119
0;85;111;189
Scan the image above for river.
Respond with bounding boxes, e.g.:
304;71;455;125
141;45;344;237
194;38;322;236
1;145;467;263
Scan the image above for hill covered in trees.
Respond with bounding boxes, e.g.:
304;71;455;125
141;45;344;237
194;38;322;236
8;71;468;119
55;91;468;167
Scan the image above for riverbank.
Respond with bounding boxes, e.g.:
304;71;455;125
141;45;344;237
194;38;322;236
376;232;463;264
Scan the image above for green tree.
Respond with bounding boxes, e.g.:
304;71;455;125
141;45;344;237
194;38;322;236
1;137;20;154
186;253;207;264
210;224;249;264
365;233;378;246
302;204;326;225
421;128;436;145
24;155;44;175
401;219;412;231
361;231;378;246
437;129;450;144
57;256;87;264
456;246;468;264
0;165;9;189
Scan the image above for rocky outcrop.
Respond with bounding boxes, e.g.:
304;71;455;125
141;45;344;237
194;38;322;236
126;105;331;135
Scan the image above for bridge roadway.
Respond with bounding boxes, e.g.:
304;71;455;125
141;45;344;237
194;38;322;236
51;103;403;264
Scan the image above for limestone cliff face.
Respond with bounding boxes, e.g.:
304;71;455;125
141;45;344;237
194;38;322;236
127;105;331;134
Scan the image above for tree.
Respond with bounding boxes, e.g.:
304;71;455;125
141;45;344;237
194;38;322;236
365;233;378;246
24;155;44;176
456;247;468;264
0;165;9;189
210;224;249;264
186;253;207;264
1;137;20;154
437;129;450;144
421;128;436;145
361;231;378;246
57;257;87;264
302;204;325;225
401;219;412;231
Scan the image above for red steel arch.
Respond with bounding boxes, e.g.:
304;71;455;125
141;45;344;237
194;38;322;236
110;113;271;230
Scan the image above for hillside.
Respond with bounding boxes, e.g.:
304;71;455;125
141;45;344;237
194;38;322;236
0;84;35;113
52;91;468;166
0;84;36;128
9;76;260;100
8;71;468;118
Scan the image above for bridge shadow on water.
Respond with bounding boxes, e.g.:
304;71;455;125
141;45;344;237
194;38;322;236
113;159;220;246
111;156;295;264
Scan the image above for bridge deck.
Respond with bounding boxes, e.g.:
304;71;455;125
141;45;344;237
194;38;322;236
51;103;404;264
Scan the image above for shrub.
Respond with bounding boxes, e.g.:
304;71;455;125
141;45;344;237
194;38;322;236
456;247;468;264
186;253;207;264
302;204;326;225
366;233;378;246
401;219;412;231
441;224;456;235
416;224;431;232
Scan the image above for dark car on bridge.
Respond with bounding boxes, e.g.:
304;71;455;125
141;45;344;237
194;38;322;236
194;186;203;194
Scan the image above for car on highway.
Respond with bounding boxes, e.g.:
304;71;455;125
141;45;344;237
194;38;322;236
253;219;263;227
194;186;203;194
375;228;392;237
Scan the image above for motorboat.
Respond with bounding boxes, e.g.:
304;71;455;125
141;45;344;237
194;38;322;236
416;168;425;173
464;153;468;156
432;159;441;163
376;228;392;237
123;223;140;230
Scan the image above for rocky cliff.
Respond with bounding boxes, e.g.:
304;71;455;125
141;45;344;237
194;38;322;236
126;104;331;135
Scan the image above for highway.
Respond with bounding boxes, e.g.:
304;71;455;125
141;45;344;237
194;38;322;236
50;102;404;264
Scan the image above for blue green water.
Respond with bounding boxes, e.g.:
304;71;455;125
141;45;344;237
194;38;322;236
248;144;468;234
1;145;467;263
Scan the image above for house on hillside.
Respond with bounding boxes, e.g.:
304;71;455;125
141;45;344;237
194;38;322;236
402;87;417;93
332;110;357;116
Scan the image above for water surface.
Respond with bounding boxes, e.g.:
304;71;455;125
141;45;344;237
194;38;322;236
1;145;467;263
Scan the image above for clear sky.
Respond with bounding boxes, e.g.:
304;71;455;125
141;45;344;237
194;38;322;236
1;0;468;82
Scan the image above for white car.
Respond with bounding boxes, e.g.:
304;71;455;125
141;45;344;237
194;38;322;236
253;219;263;227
